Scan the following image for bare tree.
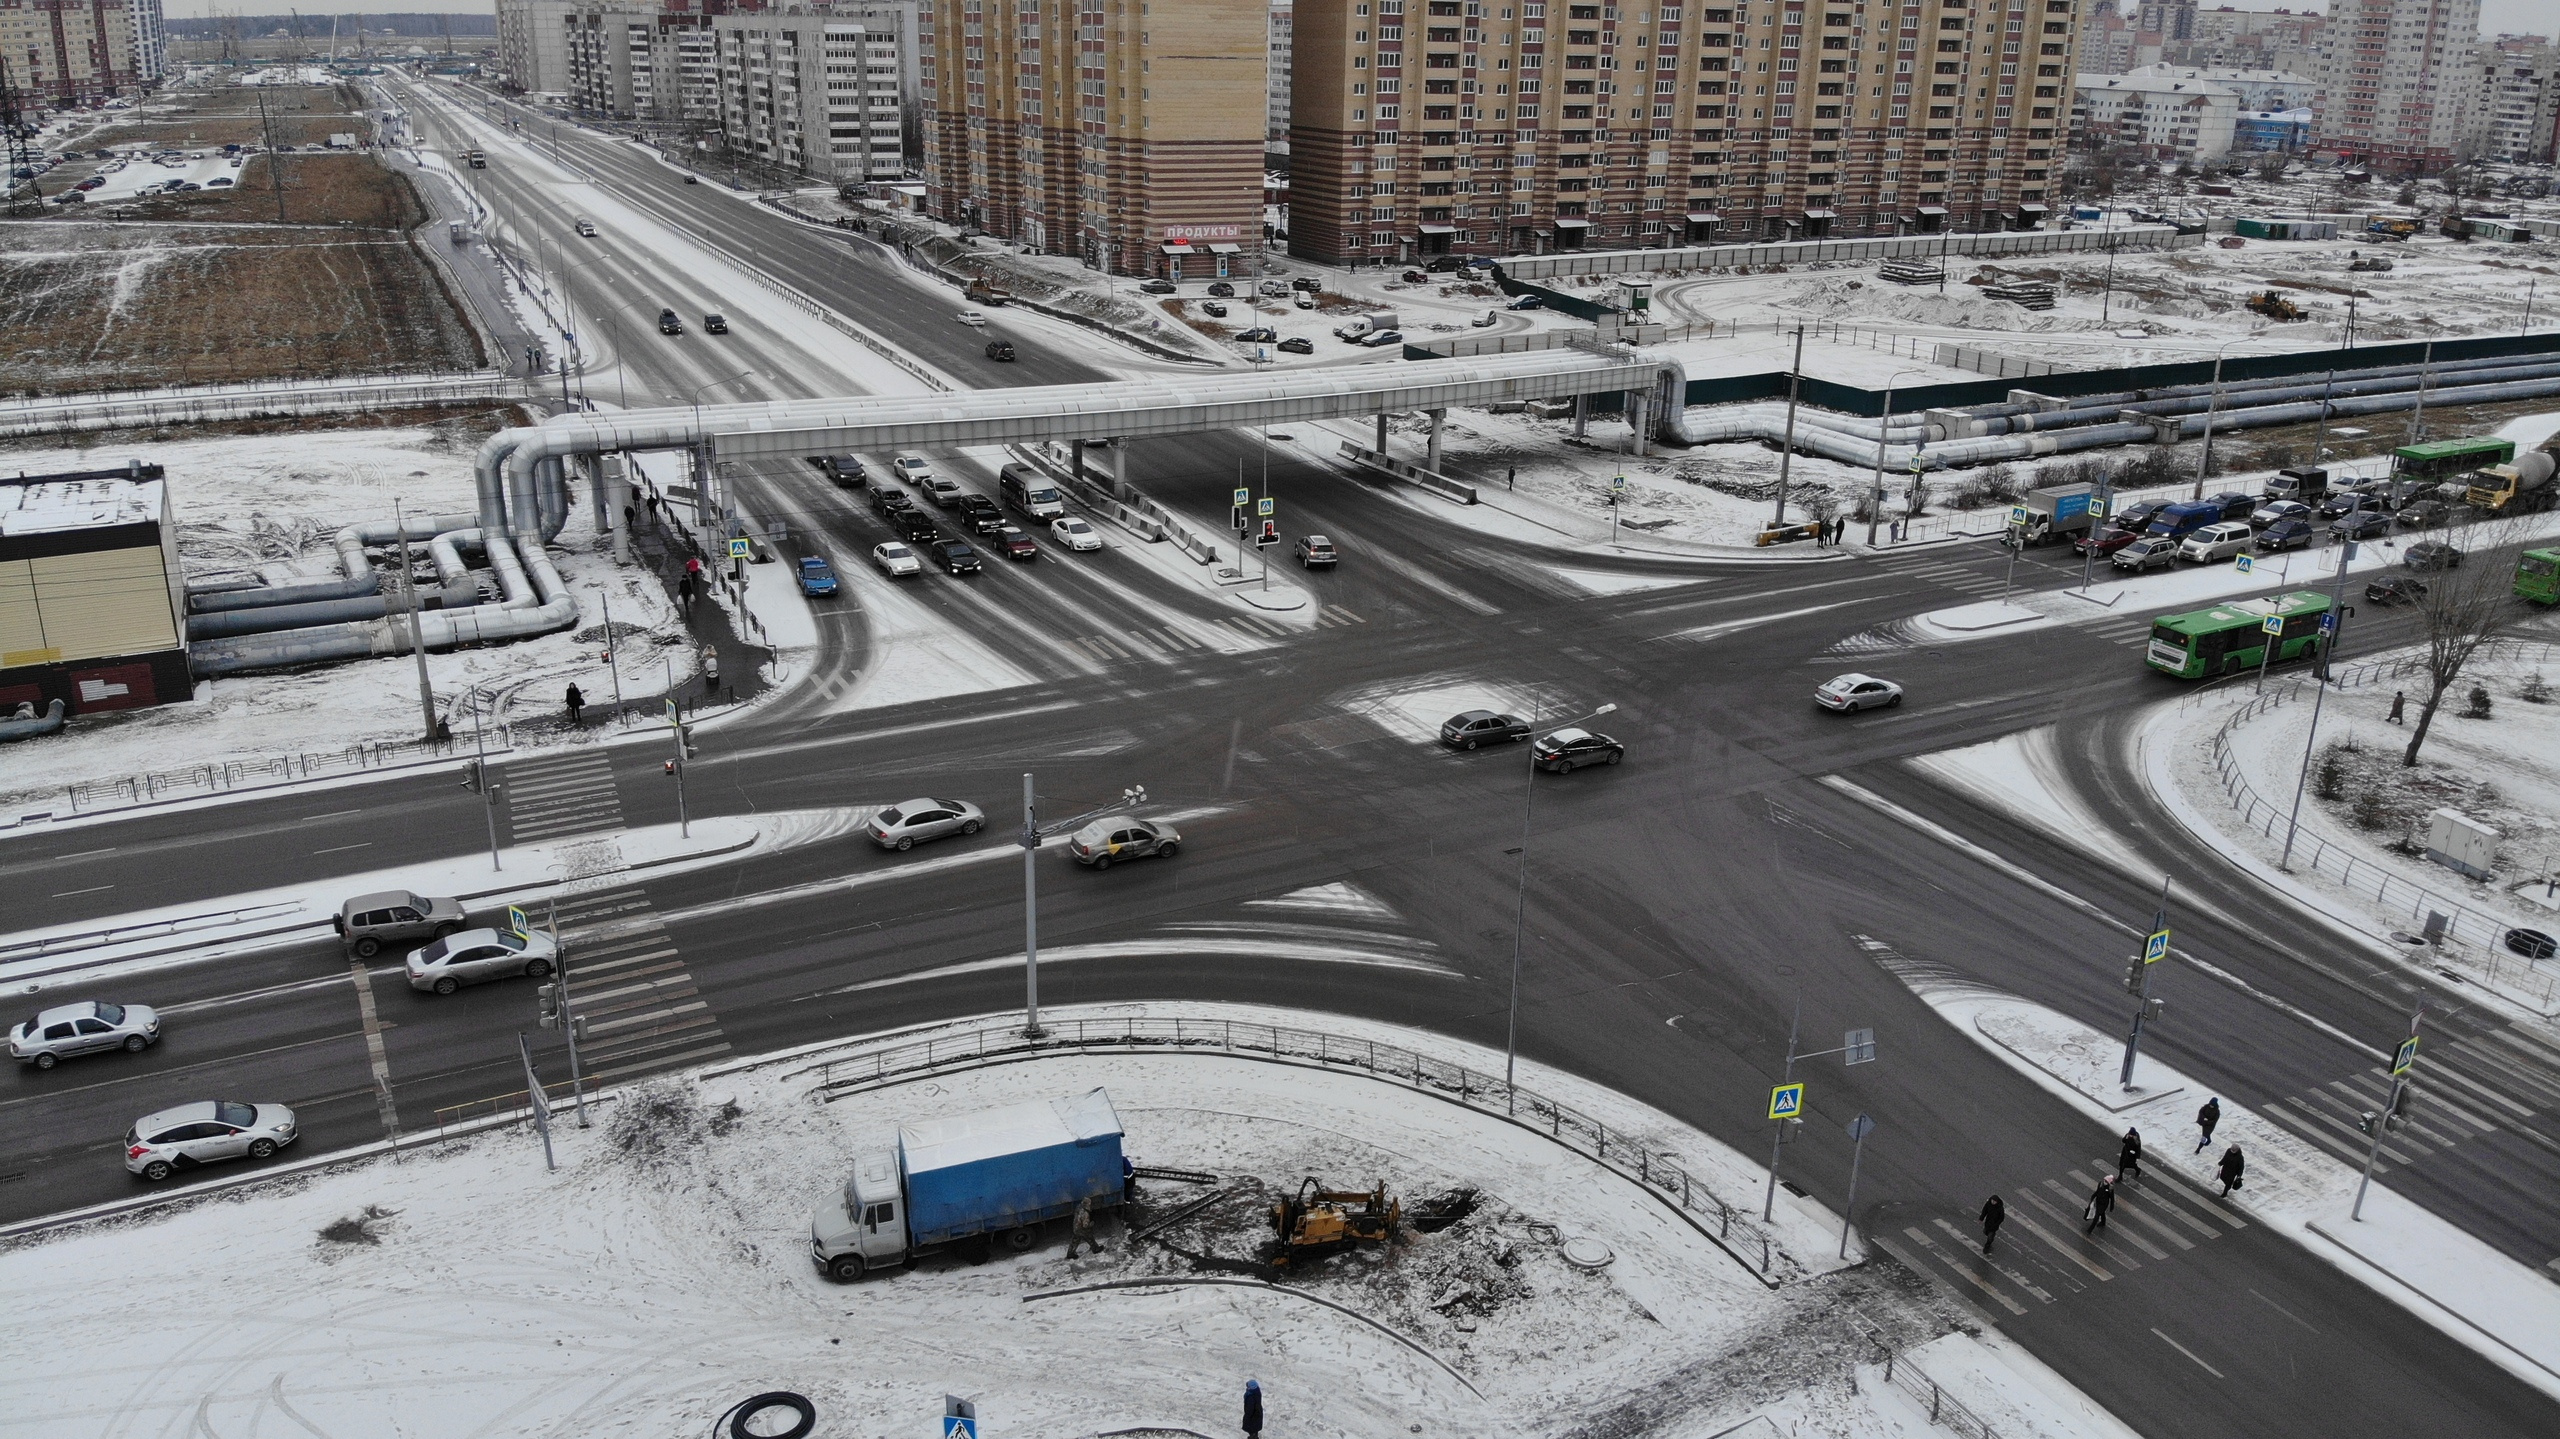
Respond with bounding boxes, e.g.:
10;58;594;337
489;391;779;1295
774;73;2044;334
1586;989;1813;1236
2255;153;2293;183
2400;517;2538;768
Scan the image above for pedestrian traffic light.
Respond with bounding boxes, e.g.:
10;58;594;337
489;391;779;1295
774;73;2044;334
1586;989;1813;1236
537;983;562;1029
571;1015;589;1043
2123;956;2146;994
460;758;484;793
1257;520;1280;547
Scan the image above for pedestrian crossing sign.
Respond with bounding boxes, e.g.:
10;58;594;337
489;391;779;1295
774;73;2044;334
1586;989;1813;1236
727;537;751;560
1768;1082;1806;1120
943;1418;976;1439
1233;487;1251;508
2393;1036;2419;1076
2008;505;2030;526
507;905;530;937
2235;554;2254;574
2261;614;2284;635
2144;928;2172;964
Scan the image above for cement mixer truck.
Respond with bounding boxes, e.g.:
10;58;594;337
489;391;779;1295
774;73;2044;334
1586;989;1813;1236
2467;436;2560;517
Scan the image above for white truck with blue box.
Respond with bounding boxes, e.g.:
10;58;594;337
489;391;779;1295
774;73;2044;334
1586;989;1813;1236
812;1088;1126;1280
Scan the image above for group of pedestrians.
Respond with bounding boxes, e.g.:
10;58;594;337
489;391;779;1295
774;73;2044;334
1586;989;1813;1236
1977;1099;2248;1253
1810;515;1852;548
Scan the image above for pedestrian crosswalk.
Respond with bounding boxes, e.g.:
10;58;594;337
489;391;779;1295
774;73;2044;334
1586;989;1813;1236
551;886;731;1085
503;751;625;844
1878;555;2019;599
2254;1048;2519;1178
2081;613;2157;649
1071;606;1365;664
1879;1157;2249;1319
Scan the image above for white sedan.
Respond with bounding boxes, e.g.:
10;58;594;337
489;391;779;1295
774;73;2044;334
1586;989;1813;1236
125;1100;297;1181
872;541;922;577
1051;516;1103;552
955;310;989;326
891;454;934;484
869;797;987;851
1815;673;1904;712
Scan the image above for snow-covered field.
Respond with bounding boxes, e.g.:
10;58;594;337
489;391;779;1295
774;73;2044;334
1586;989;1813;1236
0;1000;2136;1439
0;426;692;811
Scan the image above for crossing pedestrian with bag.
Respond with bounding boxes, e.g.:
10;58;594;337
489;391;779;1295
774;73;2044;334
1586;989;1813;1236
2195;1097;2221;1154
1979;1194;2006;1254
2084;1176;2116;1233
2218;1144;2247;1197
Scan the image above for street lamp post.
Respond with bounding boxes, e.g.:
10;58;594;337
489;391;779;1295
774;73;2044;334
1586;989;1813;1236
592;585;627;727
2190;338;2248;500
1505;701;1617;1107
1018;776;1147;1038
1867;368;1931;547
684;370;757;550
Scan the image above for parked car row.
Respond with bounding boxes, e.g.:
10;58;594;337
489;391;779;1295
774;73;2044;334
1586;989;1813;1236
2080;475;2475;573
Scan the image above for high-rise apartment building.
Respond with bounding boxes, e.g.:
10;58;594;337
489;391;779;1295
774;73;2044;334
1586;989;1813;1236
1288;0;2075;267
2310;0;2476;174
2464;37;2554;165
715;7;912;182
496;0;580;96
1;0;138;101
1271;0;1296;150
127;0;162;83
922;0;1267;277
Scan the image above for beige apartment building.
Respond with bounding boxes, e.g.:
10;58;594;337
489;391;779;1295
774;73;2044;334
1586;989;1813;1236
922;0;1267;278
2;0;138;103
1288;0;2075;267
2310;0;2477;174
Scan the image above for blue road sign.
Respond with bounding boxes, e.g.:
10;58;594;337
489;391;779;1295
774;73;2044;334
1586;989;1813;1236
1232;487;1251;507
2235;553;2254;574
944;1418;977;1439
2319;612;2338;635
2393;1035;2420;1076
507;904;530;936
2144;927;2172;964
1769;1082;1806;1120
2262;614;2284;635
1256;497;1275;518
727;536;752;560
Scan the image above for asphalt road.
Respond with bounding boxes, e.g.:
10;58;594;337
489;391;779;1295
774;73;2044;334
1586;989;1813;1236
7;79;2557;1439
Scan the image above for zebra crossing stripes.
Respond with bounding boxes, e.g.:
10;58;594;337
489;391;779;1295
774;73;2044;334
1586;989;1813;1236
503;751;625;844
1073;606;1368;663
1887;1159;2248;1319
551;887;730;1084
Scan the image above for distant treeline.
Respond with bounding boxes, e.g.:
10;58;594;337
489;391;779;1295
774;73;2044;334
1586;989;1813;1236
167;13;500;40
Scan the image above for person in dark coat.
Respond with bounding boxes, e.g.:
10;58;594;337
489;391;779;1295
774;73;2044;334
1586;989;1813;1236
1241;1380;1263;1438
2218;1144;2247;1197
2084;1176;2116;1233
564;683;585;726
2195;1097;2222;1153
2117;1127;2143;1183
1979;1194;2006;1253
2388;690;2407;724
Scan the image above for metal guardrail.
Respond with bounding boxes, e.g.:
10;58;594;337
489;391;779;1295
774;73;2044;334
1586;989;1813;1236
1500;225;2201;282
0;900;306;966
17;737;496;821
1857;1322;2007;1439
2201;643;2560;1006
0;372;528;438
803;1015;1793;1284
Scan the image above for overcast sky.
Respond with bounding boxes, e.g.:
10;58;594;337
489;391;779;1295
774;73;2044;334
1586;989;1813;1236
162;0;2551;37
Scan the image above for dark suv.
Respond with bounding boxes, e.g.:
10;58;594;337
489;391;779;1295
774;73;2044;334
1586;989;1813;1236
657;308;684;335
871;487;917;518
956;495;1006;534
815;455;867;487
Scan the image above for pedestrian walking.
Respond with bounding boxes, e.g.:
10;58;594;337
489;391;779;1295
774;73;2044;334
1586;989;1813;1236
2218;1144;2247;1197
1831;516;1847;546
645;493;661;526
1979;1194;2006;1253
2084;1176;2116;1233
1066;1196;1098;1258
2117;1127;2144;1184
622;502;636;533
564;683;585;727
701;648;720;698
2195;1097;2222;1154
1242;1380;1263;1438
684;555;704;582
677;573;695;610
2388;690;2407;724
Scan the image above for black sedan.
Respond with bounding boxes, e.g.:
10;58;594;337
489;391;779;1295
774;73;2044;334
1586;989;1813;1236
1533;727;1625;774
2331;510;2392;542
985;340;1017;361
1278;337;1316;354
934;539;982;575
1138;279;1177;295
1207;281;1237;298
1439;710;1531;750
2404;540;2464;571
1236;327;1279;343
2110;501;2165;534
2255;516;2317;552
2396;499;2450;529
2366;575;2428;606
2202;491;2257;522
871;487;918;517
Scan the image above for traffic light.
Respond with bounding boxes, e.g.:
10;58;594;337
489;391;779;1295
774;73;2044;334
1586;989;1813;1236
1257;520;1280;547
2143;997;2166;1021
460;758;484;793
537;982;562;1029
2123;955;2146;995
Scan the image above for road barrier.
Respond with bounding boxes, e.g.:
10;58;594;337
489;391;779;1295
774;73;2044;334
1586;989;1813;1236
1855;1320;2009;1439
801;1013;1795;1287
0;371;528;439
2201;642;2560;1009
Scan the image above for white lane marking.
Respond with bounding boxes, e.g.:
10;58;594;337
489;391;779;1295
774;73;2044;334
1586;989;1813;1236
2152;1327;2225;1379
347;959;402;1141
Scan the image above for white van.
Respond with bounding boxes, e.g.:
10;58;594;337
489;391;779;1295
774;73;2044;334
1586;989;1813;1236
2177;521;2256;564
1000;464;1065;519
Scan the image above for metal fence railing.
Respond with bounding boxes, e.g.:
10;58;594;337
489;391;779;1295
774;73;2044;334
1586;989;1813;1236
24;737;499;820
0;899;306;968
2202;643;2560;1006
801;1015;1794;1286
1499;225;2200;282
1858;1322;2007;1439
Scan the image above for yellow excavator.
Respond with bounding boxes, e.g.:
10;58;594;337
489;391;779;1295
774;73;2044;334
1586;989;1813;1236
2246;290;2304;321
1270;1178;1403;1268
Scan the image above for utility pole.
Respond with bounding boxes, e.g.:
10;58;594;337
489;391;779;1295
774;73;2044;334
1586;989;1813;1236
394;499;435;740
594;586;626;726
1763;996;1803;1223
2118;879;2173;1088
2281;539;2359;866
256;90;288;223
1020;772;1044;1038
1771;324;1805;527
467;687;501;870
1839;1113;1875;1260
664;697;690;837
2406;340;2434;444
2310;369;2336;468
516;1033;556;1171
2353;1008;2424;1221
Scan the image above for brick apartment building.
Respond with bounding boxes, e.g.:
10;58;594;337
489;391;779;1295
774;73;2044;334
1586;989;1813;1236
2;0;138;103
1286;0;2076;268
922;0;1267;278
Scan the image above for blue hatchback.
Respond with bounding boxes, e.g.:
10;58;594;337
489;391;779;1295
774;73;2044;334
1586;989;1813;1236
797;556;839;596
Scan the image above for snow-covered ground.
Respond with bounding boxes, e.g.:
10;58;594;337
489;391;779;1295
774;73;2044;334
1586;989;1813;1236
0;999;2139;1439
0;426;692;812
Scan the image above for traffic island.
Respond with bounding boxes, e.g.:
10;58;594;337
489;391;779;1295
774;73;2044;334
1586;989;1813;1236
0;1000;2146;1439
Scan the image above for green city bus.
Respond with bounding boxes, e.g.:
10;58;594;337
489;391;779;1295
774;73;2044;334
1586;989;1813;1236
2145;591;2334;679
2392;436;2515;484
2519;549;2560;606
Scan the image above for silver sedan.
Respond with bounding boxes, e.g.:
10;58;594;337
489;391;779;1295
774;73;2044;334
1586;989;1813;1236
870;797;987;850
11;1000;161;1069
125;1100;297;1181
